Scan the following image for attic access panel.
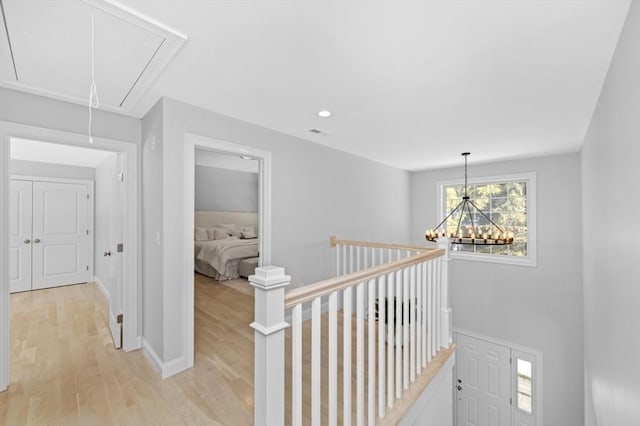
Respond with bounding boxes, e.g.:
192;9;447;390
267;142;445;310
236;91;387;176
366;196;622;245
0;0;186;113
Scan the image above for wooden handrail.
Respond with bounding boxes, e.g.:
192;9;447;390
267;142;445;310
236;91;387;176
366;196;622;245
285;248;445;308
330;235;435;253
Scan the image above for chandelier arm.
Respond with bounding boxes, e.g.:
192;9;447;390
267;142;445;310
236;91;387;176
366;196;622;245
465;199;476;233
432;199;465;232
454;199;468;237
468;199;505;233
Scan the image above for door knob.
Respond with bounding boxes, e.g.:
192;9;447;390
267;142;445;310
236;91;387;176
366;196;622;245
33;239;41;243
24;239;31;244
104;251;112;257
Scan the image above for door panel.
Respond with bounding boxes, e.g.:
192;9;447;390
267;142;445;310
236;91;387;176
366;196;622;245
108;154;124;348
32;182;90;290
456;333;511;426
9;180;32;293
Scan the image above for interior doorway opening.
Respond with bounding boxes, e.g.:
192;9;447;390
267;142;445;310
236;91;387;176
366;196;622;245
0;122;140;392
183;133;272;371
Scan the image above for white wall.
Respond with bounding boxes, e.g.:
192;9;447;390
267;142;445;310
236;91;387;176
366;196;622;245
94;153;118;296
142;97;411;363
581;2;640;424
411;153;583;426
0;88;140;144
10;159;95;180
195;165;258;212
141;100;164;358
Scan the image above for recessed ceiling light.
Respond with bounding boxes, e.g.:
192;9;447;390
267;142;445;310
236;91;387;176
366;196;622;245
317;110;332;118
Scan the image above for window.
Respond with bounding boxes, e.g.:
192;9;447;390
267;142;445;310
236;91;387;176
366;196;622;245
517;358;533;414
438;172;536;266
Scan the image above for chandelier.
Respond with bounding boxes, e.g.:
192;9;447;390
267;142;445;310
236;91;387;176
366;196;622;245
425;152;514;246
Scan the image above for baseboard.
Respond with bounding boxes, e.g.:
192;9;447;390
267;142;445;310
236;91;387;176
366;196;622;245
94;276;109;299
142;338;187;379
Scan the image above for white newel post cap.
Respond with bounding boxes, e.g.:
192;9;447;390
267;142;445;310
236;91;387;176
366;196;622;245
249;266;291;290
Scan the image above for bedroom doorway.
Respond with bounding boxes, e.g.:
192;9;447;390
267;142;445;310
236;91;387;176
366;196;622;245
0;122;140;392
183;134;272;371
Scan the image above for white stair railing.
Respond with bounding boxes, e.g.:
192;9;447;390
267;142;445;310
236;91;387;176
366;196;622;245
252;237;452;426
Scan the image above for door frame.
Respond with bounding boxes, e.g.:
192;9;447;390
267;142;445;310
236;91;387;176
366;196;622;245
10;175;95;287
0;121;141;392
454;328;544;426
183;133;272;370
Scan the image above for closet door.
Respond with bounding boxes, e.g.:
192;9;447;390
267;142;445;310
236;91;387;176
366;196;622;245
9;180;33;293
32;181;90;290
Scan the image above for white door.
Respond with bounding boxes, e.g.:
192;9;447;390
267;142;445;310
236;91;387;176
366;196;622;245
107;154;125;348
32;181;90;290
456;333;512;426
9;180;33;293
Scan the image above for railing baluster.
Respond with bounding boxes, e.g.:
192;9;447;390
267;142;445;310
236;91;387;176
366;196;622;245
395;269;402;398
329;291;338;426
357;246;361;273
357;282;365;426
432;258;437;357
436;257;441;350
292;304;302;426
336;244;341;277
416;261;422;374
403;266;409;390
312;298;321;425
350;245;355;274
377;275;386;418
422;261;427;368
367;278;376;426
387;271;395;408
343;244;347;276
410;264;416;383
427;260;433;362
343;286;352;426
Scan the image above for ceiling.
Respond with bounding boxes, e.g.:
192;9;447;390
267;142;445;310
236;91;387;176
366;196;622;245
11;137;112;167
1;1;632;170
195;149;259;174
0;0;186;113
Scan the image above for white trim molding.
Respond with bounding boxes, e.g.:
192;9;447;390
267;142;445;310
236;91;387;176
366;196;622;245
0;122;141;392
142;338;187;379
437;172;537;267
183;133;272;372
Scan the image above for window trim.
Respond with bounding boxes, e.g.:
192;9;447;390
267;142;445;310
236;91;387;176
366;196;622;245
437;172;537;267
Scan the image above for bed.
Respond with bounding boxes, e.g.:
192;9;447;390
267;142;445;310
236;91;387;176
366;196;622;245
194;211;259;280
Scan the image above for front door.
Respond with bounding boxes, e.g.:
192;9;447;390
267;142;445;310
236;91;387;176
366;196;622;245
31;181;90;290
456;333;512;426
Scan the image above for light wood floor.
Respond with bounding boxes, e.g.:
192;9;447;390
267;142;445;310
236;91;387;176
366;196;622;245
0;276;453;425
0;277;255;425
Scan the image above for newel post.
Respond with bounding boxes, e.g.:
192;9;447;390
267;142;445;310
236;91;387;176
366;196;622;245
250;266;291;426
437;239;453;347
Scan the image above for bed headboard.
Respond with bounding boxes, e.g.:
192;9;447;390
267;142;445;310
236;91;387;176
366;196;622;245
195;211;258;230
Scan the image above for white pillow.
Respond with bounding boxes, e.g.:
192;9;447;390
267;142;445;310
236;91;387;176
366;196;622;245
194;227;209;241
212;228;232;240
240;225;256;234
229;229;243;238
241;229;257;239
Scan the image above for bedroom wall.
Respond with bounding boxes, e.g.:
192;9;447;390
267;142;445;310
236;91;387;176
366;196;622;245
9;159;95;180
581;1;640;424
94;153;118;298
410;153;583;426
194;165;258;212
144;96;411;363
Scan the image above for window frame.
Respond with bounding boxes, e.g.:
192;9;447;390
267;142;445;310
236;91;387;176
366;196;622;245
437;172;537;267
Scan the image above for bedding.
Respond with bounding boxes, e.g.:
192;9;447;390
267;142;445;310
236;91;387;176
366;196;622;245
195;238;258;280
